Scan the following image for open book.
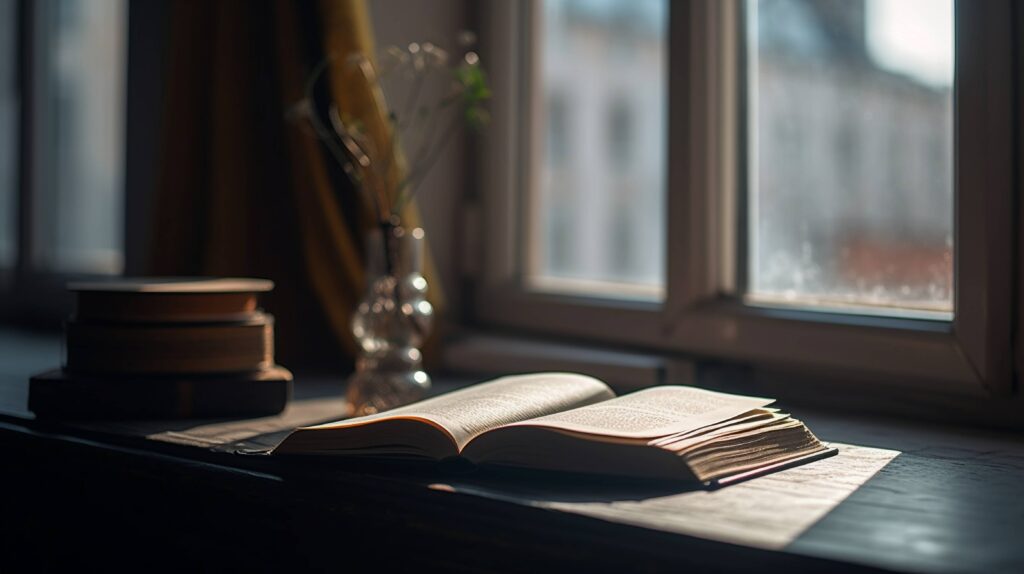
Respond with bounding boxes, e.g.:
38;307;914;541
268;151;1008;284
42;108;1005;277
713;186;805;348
273;373;835;484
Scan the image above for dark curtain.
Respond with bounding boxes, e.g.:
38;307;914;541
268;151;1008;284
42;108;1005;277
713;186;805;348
149;0;442;370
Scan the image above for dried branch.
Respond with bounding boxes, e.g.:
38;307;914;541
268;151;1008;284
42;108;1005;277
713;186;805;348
289;34;490;227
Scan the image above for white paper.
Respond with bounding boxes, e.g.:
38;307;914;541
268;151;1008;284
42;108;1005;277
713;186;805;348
544;443;898;549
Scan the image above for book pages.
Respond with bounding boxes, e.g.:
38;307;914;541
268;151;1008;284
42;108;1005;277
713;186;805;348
509;386;774;439
649;408;780;447
307;373;615;448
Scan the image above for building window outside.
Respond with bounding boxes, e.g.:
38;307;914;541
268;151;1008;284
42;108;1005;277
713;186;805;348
529;0;667;297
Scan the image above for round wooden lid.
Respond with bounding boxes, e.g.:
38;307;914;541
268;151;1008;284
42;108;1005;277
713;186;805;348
68;277;275;294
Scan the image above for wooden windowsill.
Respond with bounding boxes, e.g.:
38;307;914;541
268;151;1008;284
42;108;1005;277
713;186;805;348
2;326;1023;572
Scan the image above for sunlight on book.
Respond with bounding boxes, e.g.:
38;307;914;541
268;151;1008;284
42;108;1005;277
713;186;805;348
273;373;836;484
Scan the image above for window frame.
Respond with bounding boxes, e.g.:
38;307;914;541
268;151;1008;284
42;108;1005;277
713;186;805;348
470;0;1016;398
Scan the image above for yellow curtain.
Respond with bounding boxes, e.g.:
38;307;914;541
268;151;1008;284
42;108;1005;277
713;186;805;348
153;0;444;366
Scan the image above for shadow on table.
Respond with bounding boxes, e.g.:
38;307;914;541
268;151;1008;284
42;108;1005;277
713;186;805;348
445;467;705;503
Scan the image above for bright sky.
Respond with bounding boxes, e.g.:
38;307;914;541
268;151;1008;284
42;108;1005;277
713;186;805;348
866;0;954;88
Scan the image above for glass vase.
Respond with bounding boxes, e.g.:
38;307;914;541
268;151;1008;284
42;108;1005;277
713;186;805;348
346;224;433;416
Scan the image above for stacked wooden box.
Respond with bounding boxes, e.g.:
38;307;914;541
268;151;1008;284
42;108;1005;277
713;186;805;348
29;278;292;419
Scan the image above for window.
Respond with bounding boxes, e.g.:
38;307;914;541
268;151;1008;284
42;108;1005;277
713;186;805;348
526;0;667;299
474;0;1014;397
1;0;128;318
35;0;127;274
0;0;17;269
747;0;954;317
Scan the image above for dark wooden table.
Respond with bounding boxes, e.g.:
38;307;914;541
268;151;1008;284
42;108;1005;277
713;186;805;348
3;328;1024;573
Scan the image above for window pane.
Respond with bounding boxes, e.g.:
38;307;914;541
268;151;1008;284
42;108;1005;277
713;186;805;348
747;0;954;316
34;0;126;274
527;0;667;300
0;0;16;268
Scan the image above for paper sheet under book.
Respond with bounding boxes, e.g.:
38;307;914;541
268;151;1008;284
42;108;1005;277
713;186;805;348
147;397;350;449
62;397;350;450
443;443;899;550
